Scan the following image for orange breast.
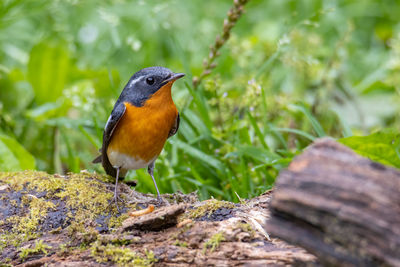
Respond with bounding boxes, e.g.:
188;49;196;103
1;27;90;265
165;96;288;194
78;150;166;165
107;82;178;166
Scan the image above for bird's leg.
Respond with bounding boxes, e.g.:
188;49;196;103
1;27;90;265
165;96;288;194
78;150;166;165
114;166;121;212
148;161;168;205
147;161;160;200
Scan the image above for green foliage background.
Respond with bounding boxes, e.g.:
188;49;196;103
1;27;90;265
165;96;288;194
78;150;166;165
1;0;399;201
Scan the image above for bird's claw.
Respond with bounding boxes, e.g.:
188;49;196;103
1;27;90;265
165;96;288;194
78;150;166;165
157;195;170;206
108;194;125;213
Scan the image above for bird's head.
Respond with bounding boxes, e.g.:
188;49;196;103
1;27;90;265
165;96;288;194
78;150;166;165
121;66;185;107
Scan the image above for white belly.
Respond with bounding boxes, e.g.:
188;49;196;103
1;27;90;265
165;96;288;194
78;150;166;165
107;150;156;170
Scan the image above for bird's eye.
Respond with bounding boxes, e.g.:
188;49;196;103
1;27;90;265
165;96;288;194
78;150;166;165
146;77;155;85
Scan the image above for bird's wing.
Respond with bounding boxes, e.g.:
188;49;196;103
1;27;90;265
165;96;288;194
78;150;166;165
93;103;126;177
168;112;180;138
103;103;126;145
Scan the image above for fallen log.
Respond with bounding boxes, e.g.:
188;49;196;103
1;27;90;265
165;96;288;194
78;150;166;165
266;138;400;266
0;171;317;266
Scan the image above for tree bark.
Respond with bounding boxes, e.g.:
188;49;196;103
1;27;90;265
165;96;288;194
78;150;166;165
266;138;400;266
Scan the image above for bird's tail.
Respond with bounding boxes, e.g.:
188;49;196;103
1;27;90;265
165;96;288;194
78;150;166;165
92;155;102;164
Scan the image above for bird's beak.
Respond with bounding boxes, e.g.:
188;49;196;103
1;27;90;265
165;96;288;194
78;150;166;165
164;73;185;83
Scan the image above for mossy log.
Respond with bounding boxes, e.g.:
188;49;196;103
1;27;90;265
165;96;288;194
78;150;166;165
266;138;400;267
0;171;316;266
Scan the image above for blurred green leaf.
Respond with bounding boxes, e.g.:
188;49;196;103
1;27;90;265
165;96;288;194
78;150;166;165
247;111;269;150
27;42;70;104
173;139;224;170
182;109;210;139
26;100;69;121
0;70;34;113
0;133;36;171
185;82;212;130
339;131;400;169
273;127;316;141
289;103;326;137
226;145;281;163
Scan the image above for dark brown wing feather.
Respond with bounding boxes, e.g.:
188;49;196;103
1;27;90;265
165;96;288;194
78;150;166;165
168;113;180;138
92;155;102;163
92;103;126;178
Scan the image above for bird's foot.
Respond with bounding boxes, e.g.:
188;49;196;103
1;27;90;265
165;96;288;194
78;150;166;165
108;193;125;213
157;195;170;206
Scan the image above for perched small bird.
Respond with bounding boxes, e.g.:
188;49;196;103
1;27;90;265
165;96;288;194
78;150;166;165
93;66;184;209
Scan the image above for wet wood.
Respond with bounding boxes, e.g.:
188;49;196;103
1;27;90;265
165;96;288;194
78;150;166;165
266;138;400;266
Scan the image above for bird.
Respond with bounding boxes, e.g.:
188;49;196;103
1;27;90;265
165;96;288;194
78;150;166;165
93;66;184;210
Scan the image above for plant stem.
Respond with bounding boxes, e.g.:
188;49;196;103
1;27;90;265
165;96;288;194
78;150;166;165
192;0;251;89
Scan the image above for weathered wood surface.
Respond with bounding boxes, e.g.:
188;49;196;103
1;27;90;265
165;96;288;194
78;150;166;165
266;138;400;266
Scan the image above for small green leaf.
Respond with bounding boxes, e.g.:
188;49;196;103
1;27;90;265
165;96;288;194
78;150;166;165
339;131;400;169
0;134;36;171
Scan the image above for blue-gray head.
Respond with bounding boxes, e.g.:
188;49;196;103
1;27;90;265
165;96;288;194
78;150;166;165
120;66;185;107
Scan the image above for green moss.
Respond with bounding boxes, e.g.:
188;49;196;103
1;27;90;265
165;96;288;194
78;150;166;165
19;240;52;261
108;212;132;229
98;235;140;246
173;240;188;248
203;232;225;253
0;256;12;266
55;173;113;218
188;199;235;219
0;171;133;252
0;171;64;195
90;241;157;266
6;194;56;243
57;242;71;257
70;224;99;247
0;171;114;206
237;222;256;238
